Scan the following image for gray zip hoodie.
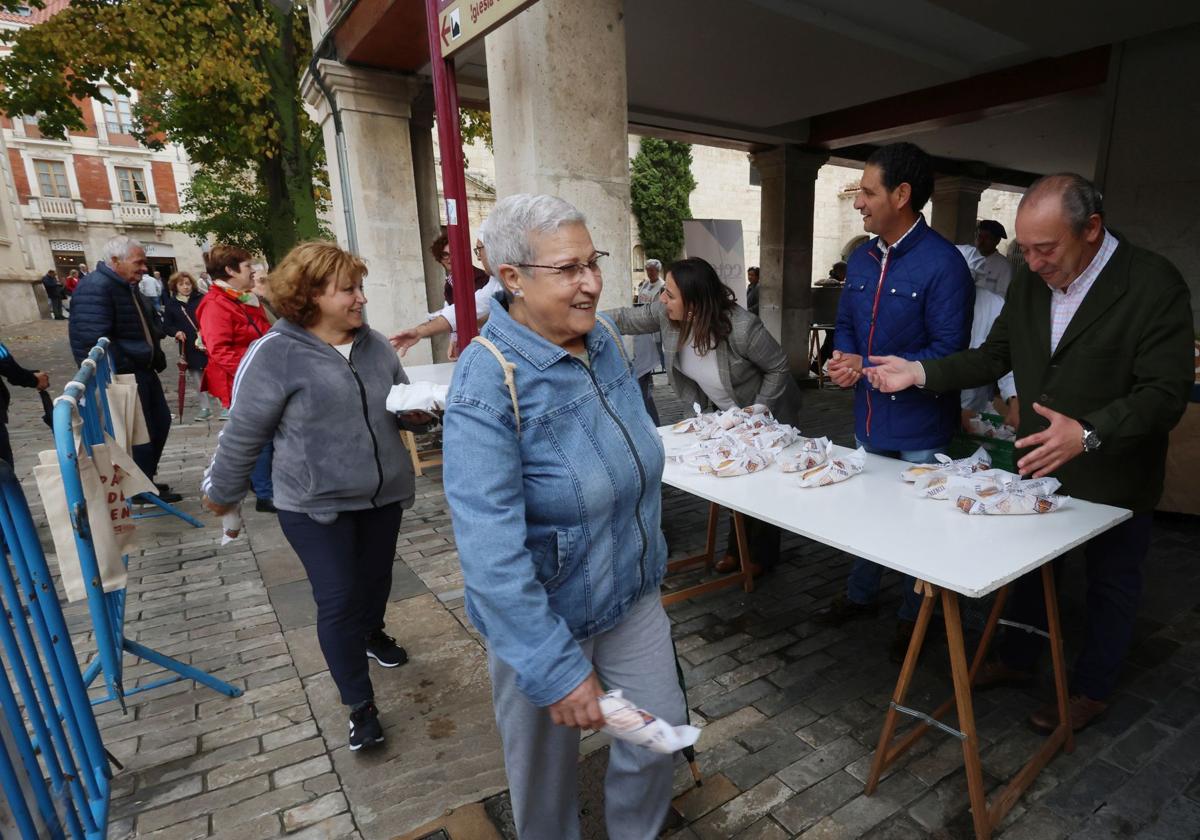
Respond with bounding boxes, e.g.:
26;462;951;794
202;319;416;514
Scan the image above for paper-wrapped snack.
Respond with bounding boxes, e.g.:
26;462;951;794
901;447;991;483
708;451;773;477
779;436;831;472
965;414;1017;441
221;508;244;546
797;444;865;487
598;690;700;755
949;472;1067;515
912;448;998;494
386;381;449;413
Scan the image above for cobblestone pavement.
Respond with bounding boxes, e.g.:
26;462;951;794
3;316;1199;839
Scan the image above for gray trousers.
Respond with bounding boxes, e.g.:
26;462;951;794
488;594;685;840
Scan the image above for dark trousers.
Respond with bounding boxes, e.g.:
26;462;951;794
0;424;12;469
998;512;1152;701
131;369;171;481
727;513;781;570
637;373;660;427
46;288;64;319
278;503;404;707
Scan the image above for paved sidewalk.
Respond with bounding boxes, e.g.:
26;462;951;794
3;317;1199;839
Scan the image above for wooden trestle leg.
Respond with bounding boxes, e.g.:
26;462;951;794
864;569;1073;840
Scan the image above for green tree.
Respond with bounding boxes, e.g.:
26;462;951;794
174;157;331;258
629;138;696;263
0;0;321;263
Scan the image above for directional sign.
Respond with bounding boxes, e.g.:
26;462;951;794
436;0;538;57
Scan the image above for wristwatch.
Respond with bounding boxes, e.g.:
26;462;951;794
1080;420;1102;453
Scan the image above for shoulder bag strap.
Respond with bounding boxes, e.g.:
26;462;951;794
470;335;521;438
594;315;632;372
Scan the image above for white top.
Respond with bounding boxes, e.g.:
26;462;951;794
957;245;1014;298
333;342;353;360
1050;230;1117;353
139;274;162;298
658;432;1130;598
961;288;1017;412
637;278;664;304
428;275;503;329
678;342;736;409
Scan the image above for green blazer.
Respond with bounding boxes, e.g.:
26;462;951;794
922;234;1193;512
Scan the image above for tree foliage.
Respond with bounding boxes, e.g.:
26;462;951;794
0;0;321;263
629;138;696;264
174;158;331;258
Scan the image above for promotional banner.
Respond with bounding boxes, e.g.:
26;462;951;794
683;220;747;308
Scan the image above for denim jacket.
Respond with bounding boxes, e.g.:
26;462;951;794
443;300;667;706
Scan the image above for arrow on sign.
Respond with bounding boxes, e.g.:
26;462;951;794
441;13;452;47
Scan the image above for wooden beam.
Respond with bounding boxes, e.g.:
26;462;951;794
808;46;1110;148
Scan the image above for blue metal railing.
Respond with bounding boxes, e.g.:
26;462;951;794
52;339;241;709
0;460;109;839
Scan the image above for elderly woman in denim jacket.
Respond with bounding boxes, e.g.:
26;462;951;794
443;195;684;840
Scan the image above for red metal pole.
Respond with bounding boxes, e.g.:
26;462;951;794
425;0;479;352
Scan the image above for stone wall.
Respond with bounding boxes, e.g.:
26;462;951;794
0;278;43;326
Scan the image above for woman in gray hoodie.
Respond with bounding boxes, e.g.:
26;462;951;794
202;241;431;752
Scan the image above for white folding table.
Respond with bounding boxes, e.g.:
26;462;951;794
399;362;456;475
657;429;1130;839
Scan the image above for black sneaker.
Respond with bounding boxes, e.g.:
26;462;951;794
814;593;879;626
365;631;408;668
153;483;184;504
348;702;384;751
255;498;278;514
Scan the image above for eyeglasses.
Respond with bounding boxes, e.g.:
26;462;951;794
516;251;608;285
473;244;484;258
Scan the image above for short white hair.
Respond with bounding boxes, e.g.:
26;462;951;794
478;194;586;274
645;259;662;271
103;235;144;262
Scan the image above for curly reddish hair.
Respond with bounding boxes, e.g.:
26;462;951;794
267;241;367;327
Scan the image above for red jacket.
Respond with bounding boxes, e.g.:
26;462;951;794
196;286;271;407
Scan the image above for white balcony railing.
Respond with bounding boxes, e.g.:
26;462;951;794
25;196;86;226
111;201;161;227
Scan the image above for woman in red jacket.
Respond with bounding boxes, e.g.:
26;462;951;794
197;244;276;512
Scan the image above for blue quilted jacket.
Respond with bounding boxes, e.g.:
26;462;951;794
68;263;160;373
834;216;974;451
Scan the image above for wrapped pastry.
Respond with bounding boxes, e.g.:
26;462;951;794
900;447;991;483
951;473;1066;515
797;444;865;487
779;436;831;472
710;450;773;477
598;690;700;755
965;415;1017;441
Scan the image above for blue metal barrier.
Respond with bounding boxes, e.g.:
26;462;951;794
53;339;241;709
0;459;109;839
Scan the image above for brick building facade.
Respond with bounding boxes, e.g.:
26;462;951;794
0;0;206;309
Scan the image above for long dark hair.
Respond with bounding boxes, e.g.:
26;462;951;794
668;257;735;354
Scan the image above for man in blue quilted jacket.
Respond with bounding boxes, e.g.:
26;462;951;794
819;142;974;661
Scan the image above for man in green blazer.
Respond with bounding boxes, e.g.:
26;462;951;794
866;173;1194;733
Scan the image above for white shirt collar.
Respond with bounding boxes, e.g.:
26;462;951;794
1052;229;1117;296
876;217;922;255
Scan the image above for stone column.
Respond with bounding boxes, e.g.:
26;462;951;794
484;0;632;311
409;86;452;361
751;145;829;379
930;176;990;245
301;61;435;363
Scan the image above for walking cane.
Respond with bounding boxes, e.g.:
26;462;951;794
176;340;188;421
